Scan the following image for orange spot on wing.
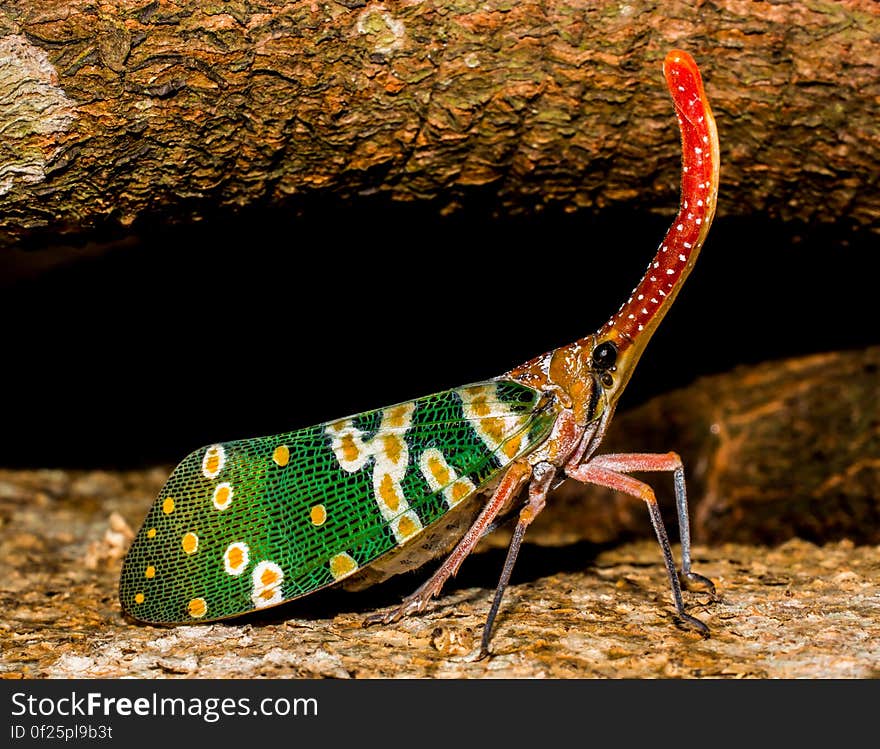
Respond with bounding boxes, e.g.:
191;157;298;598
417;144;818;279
162;497;175;515
182;532;198;555
224;543;250;576
213;484;232;509
503;437;522;459
328;419;347;433
377;472;400;512
464;385;491;398
188;598;207;618
273;444;290;467
340;433;360;463
397;515;418;539
227;546;243;568
310;504;327;526
134;593;145;604
386;405;410;428
428;455;450;486
451;481;471;504
145;565;155;579
382;433;403;464
482;417;505;444
330;553;357;579
250;561;283;606
471;395;491;417
204;449;222;475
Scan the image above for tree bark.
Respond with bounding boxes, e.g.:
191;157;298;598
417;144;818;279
1;0;877;253
1;476;878;677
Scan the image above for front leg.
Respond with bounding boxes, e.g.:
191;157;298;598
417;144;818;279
479;461;556;658
566;453;713;635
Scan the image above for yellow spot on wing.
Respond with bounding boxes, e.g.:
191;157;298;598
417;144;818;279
419;448;476;508
377;473;400;512
385;405;410;428
162;497;174;515
147;528;156;539
223;542;249;575
145;565;155;579
397;515;418;539
134;593;144;604
460;383;532;463
482;417;505;444
327;419;347;433
329;552;358;580
451;481;472;504
273;444;290;467
182;532;199;555
251;561;284;607
463;384;492;398
382;433;403;464
310;504;327;526
213;483;233;510
188;598;207;618
428;455;450;485
202;444;226;478
340;433;360;463
471;395;491;417
502;437;522;459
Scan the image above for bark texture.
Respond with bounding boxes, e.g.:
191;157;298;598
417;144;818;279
1;348;878;678
0;0;877;253
1;482;877;678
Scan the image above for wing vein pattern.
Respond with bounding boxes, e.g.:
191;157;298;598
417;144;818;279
120;380;554;623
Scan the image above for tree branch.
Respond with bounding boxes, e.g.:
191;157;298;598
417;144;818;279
1;0;877;252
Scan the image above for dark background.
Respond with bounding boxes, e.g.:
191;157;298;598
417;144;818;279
1;197;876;469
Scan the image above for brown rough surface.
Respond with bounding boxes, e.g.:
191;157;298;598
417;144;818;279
1;0;877;255
0;475;877;678
1;349;878;679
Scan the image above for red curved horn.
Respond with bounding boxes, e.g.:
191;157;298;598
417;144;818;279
599;50;720;369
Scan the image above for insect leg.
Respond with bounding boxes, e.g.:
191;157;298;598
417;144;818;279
479;462;556;658
586;453;715;594
365;460;532;627
565;459;710;635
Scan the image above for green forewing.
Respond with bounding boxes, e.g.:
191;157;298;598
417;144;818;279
120;379;553;623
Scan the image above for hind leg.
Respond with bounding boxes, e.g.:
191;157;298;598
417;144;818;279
566;455;712;635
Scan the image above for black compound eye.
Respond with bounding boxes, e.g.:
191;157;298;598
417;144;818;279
592;341;618;371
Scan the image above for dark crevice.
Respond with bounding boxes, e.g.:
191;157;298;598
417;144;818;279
1;196;876;469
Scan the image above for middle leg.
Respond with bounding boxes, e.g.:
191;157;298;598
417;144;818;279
365;460;533;627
